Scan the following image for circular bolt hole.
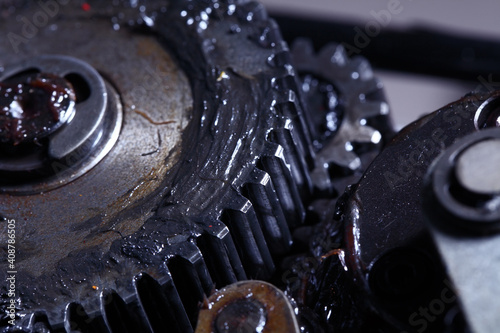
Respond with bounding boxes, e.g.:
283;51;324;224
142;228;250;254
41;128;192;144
474;97;500;130
429;128;500;231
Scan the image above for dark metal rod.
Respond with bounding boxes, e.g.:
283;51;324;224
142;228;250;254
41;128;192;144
271;13;500;82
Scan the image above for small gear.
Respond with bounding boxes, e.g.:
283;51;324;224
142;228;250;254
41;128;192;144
291;38;393;195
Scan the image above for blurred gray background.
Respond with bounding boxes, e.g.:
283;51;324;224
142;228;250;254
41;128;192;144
260;0;500;129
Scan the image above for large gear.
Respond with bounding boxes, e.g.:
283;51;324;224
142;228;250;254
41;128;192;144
0;1;403;332
0;1;313;332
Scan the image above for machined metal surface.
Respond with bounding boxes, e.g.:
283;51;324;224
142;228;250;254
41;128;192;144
423;127;500;333
455;139;500;195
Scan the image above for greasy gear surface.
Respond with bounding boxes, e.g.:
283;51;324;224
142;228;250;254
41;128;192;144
0;1;311;332
275;39;395;332
291;38;393;195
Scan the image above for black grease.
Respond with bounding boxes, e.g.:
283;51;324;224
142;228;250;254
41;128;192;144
0;73;75;145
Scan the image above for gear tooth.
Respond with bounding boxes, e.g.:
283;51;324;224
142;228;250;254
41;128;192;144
290;38;315;66
259;142;306;228
312;137;373;194
238;1;268;21
354;101;390;119
353;78;383;98
268;120;313;199
165;253;210;330
267;50;291;68
274;74;297;92
248;16;282;49
196;222;246;287
315;135;361;172
27;312;53;333
220;194;275;279
333;149;362;171
175;242;214;295
319;43;348;67
242;167;293;255
310;163;333;194
380;101;390;115
275;89;315;157
118;227;212;327
101;289;149;333
134;273;191;333
349;56;374;80
367;79;387;99
352;125;382;145
65;302;108;333
266;19;284;45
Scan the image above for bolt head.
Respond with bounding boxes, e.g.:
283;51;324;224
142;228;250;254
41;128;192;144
455;139;500;195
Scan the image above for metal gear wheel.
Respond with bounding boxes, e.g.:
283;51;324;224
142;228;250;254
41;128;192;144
0;1;313;332
291;38;393;195
265;39;396;332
